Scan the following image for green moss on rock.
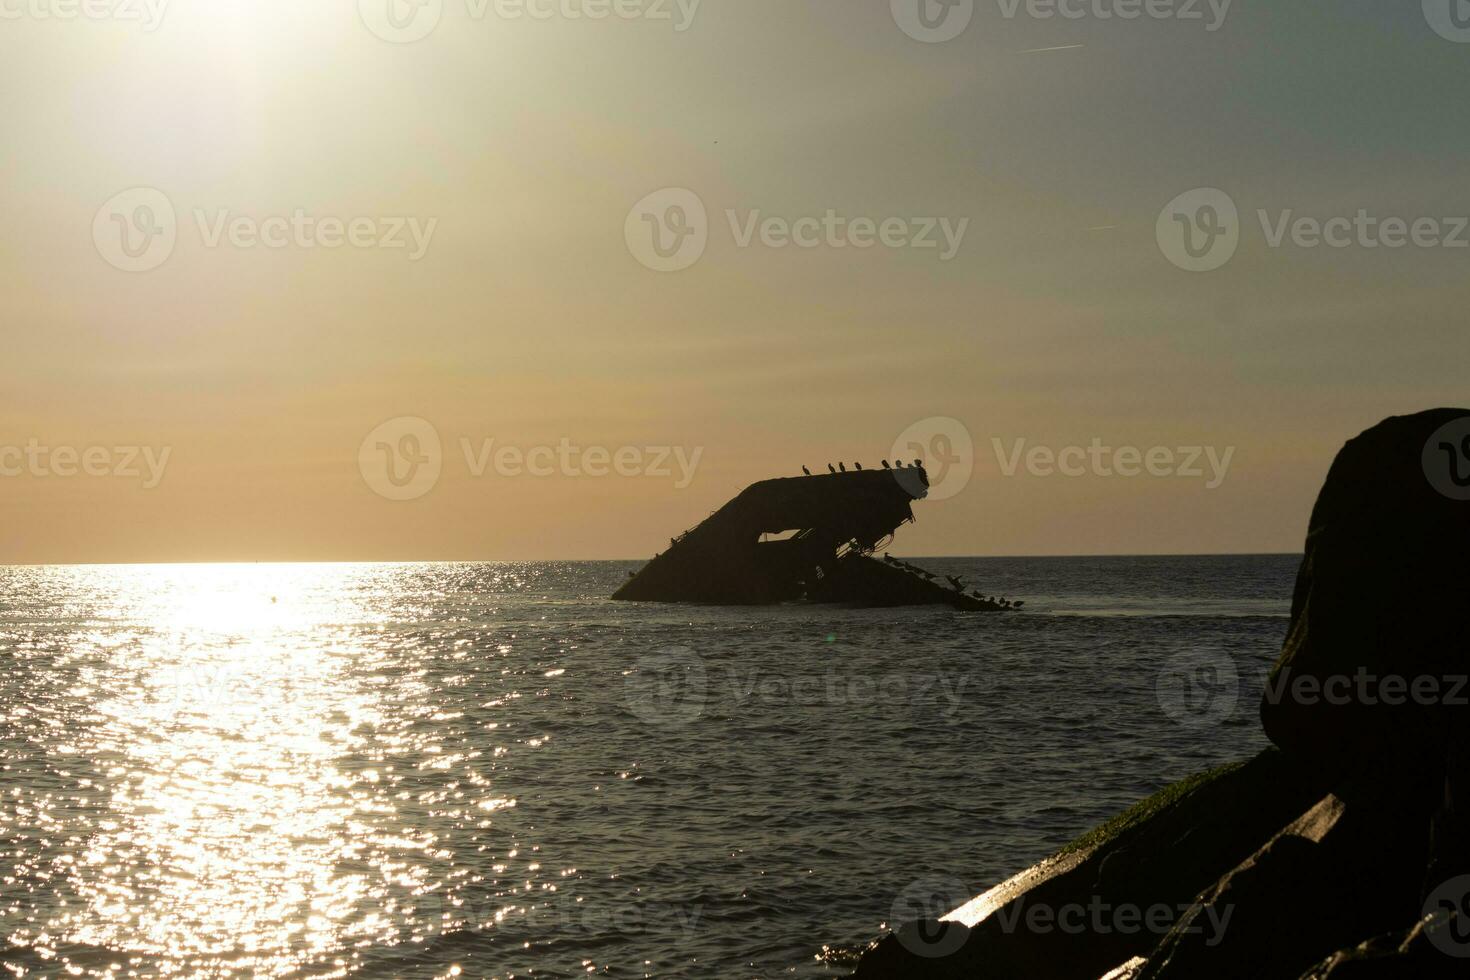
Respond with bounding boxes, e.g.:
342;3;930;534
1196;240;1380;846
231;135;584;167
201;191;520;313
1060;760;1249;857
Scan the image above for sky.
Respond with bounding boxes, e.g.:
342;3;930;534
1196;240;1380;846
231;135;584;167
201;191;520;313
1;0;1467;563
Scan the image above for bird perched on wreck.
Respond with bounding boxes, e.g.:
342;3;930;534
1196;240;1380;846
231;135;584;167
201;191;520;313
854;462;863;471
802;466;811;476
827;464;836;474
838;463;846;472
881;460;891;469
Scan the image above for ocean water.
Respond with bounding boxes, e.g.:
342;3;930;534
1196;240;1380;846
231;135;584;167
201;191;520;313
0;556;1297;979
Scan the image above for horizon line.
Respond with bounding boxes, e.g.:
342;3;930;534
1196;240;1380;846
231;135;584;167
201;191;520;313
0;552;1305;569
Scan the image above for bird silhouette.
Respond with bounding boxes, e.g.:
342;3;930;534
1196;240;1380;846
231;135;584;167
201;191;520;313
912;459;922;468
828;464;837;474
802;466;811;476
881;460;891;469
838;463;846;472
854;462;863;471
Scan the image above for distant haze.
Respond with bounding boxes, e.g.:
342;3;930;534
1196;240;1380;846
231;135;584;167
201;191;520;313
1;2;1466;563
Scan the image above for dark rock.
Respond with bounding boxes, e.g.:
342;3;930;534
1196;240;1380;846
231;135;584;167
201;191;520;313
1134;784;1428;980
846;410;1470;979
1259;408;1470;778
851;749;1330;979
1297;909;1469;979
1098;957;1147;979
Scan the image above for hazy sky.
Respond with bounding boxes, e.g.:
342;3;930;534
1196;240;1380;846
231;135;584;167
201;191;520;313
2;1;1467;563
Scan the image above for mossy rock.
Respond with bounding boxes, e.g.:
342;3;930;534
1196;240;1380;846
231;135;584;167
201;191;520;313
853;749;1332;979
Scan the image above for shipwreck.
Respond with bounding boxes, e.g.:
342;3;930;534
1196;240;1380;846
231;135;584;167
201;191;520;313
613;463;1019;612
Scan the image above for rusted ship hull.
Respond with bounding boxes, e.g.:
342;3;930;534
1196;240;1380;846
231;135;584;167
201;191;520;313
613;466;1014;612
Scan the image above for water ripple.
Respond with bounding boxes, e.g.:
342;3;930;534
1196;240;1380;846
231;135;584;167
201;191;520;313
1;557;1292;978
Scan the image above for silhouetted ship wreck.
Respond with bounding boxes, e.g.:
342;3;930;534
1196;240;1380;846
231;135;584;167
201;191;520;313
613;464;1019;612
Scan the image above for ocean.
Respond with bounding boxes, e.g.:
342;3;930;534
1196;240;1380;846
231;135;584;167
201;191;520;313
0;555;1297;979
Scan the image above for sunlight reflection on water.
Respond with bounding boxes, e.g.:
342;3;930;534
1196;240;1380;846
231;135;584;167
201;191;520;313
2;557;1291;978
2;565;529;979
